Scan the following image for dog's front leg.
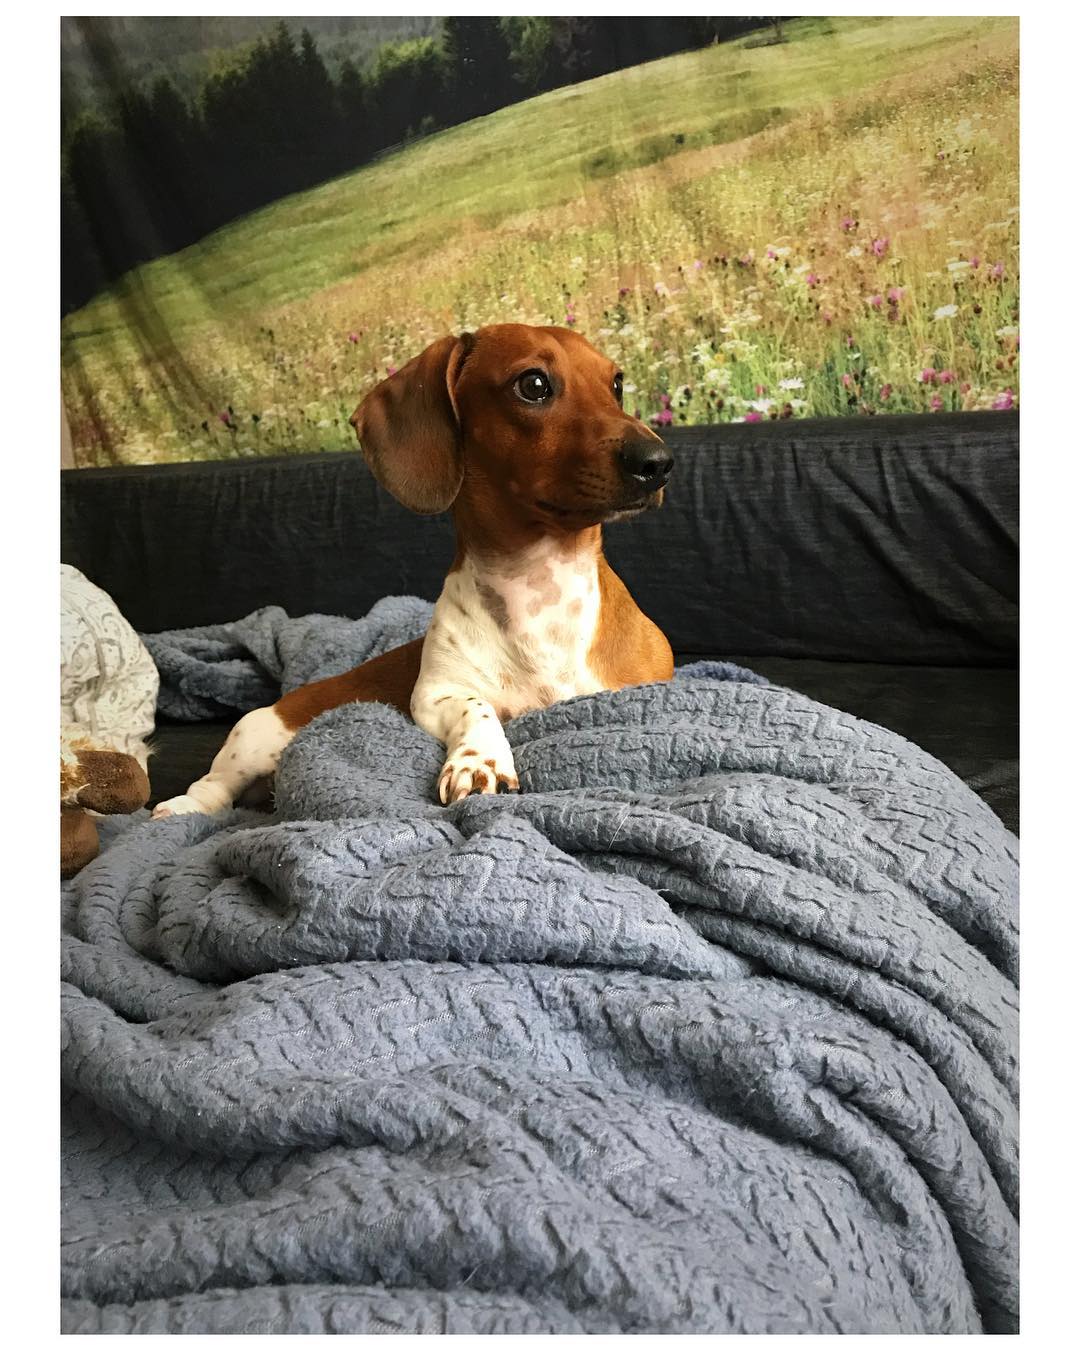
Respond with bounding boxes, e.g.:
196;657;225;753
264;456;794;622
411;685;519;804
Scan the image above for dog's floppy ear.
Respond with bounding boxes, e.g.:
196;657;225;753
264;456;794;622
350;333;474;514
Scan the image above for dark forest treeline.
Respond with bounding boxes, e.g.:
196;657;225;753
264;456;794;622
60;16;440;109
62;17;779;314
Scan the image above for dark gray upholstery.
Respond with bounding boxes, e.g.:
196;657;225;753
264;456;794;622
61;412;1018;830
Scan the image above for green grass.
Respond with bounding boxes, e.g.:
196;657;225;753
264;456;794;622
61;15;1019;465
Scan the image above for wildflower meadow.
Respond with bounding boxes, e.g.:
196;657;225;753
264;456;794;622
61;15;1018;466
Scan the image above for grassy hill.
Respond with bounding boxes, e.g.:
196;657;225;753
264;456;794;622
61;15;1019;465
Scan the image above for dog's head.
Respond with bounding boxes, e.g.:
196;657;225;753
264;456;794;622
350;323;673;526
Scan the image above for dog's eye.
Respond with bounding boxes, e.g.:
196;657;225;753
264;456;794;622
613;372;624;404
515;369;552;403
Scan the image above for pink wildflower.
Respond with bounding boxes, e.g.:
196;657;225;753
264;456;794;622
867;294;883;310
693;259;703;270
969;256;980;269
919;368;937;385
938;369;955;385
651;408;674;427
348;332;360;344
872;237;889;258
992;389;1015;410
887;287;905;305
879;384;892;402
217;411;231;425
618;286;631;297
806;272;819;288
744;411;764;423
844;335;856;349
930;394;944;411
820;310;834;325
766;248;777;260
990;262;1005;281
841;216;856;233
841;373;853;389
386;365;398;377
755;384;767;397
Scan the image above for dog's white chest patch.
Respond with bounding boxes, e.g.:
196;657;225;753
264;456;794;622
424;544;605;720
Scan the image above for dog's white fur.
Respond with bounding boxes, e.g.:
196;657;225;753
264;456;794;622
414;534;605;803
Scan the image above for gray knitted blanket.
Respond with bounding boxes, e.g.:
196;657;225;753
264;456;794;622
62;604;1018;1334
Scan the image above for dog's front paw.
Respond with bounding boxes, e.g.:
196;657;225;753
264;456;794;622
151;794;208;820
438;739;519;805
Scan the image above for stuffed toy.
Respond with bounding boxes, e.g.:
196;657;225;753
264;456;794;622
61;727;151;876
61;565;159;877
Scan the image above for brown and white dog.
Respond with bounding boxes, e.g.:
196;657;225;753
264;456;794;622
152;323;674;817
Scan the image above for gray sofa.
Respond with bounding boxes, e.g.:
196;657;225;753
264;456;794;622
61;411;1018;832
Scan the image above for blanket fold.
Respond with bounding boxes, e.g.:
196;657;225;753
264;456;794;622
63;602;1018;1334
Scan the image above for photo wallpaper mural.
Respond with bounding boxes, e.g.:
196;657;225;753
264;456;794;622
60;15;1019;467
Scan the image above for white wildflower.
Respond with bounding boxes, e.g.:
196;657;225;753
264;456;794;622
947;260;972;274
934;304;959;320
778;378;804;391
995;326;1018;339
847;245;864;259
618;323;636;337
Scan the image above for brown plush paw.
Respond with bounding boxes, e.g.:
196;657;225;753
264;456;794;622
61;806;100;878
71;750;151;815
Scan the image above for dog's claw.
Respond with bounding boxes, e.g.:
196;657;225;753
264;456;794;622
439;746;519;804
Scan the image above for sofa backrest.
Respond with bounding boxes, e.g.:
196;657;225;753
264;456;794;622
61;411;1017;667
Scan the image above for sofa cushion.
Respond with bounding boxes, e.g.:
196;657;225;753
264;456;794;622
62;413;1017;668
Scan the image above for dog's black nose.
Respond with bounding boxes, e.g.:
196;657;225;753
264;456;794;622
619;441;674;489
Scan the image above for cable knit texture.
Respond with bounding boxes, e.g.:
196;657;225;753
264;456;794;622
63;606;1018;1334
